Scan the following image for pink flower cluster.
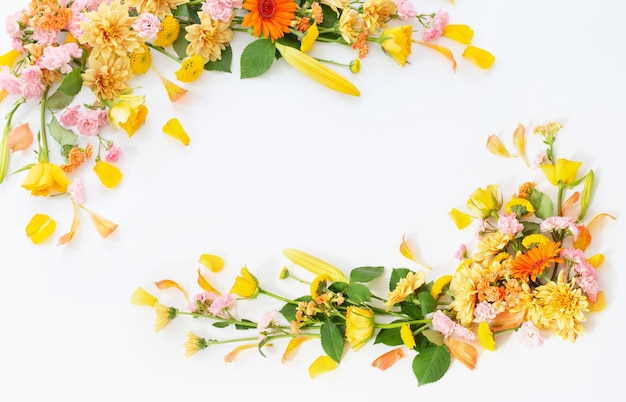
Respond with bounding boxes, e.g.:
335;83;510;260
37;43;83;74
560;247;599;302
0;65;45;99
202;0;243;22
431;310;476;342
60;104;109;137
188;292;236;318
497;212;524;235
394;0;417;19
540;215;580;241
422;10;449;42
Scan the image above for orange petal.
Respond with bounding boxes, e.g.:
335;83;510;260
282;336;315;363
154;279;189;302
486;134;513;157
162;118;190;145
153;67;188;102
198;254;225;273
129;286;158;307
57;198;80;246
512;123;528;166
25;213;56;244
462;46;495;69
78;205;118;238
445;338;478;370
561;191;580;216
416;41;456;72
7;122;34;152
308;355;338;378
573;224;591;251
224;343;259;363
490;309;524;333
371;347;405;371
197;268;221;295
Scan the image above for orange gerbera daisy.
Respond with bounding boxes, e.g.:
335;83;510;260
510;241;563;281
241;0;296;41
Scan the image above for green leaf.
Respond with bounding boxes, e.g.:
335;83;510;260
346;283;371;303
412;345;450;386
48;114;77;146
235;319;256;330
319;5;340;29
240;39;275;79
56;67;83;96
321;318;344;363
279;296;311;322
522;221;541;235
350;266;384;283
173;34;189;60
530;188;554;219
204;46;232;73
389;268;411;291
418;292;436;316
400;301;423;320
373;326;403;346
329;281;348;294
46;91;74;110
212;322;230;328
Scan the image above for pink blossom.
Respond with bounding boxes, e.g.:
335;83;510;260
257;309;277;340
497;212;524;235
474;219;486;238
187;292;218;311
0;67;22;94
58;0;73;6
518;321;543;349
67;4;88;38
104;145;121;163
394;0;416;19
473;301;497;322
208;293;236;317
576;275;599;302
19;66;45;99
96;108;109;127
453;324;477;342
422;10;449;42
540;215;580;241
454;244;468;260
133;13;160;41
67;178;87;204
60;105;81;126
534;151;548;167
5;11;22;39
37;43;82;74
76;109;101;136
202;0;241;22
32;29;59;46
431;310;456;336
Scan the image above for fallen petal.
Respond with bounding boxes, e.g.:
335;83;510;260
197;268;222;295
7;122;34;152
79;205;118;238
462;46;496;69
281;336;314;363
512;123;528;166
93;160;123;189
224;343;258;363
154;279;189;302
129;287;158;307
308;355;338;378
162;118;190;145
26;213;56;244
371;347;405;371
442;24;474;44
57;198;80;246
199;254;225;273
153;67;188;102
486;134;513;157
448;208;472;229
417;41;457;72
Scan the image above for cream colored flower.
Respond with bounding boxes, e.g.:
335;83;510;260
82;55;133;101
185;13;234;62
473;231;513;264
384;271;425;311
338;8;361;45
124;0;190;20
449;262;482;326
361;0;397;34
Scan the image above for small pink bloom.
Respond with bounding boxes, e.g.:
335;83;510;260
67;178;87;204
187;292;218;311
37;43;82;74
60;105;81;127
208;293;236;317
518;321;543;349
257;309;277;340
540;216;580;241
394;0;416;19
473;300;497;322
534;151;548;167
76;109;101;136
453;324;477;342
454;244;468;260
5;12;22;38
202;0;241;22
0;66;22;94
133;13;160;41
96;108;109;127
431;310;456;336
104;145;121;163
474;219;486;238
19;67;46;99
32;29;59;46
422;10;449;42
497;212;524;235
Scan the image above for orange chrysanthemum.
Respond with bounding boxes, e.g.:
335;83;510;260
510;241;563;281
241;0;296;42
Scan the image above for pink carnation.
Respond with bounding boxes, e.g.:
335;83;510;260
133;13;160;41
394;0;416;19
518;321;543;349
19;66;46;99
67;178;87;204
202;0;242;22
422;10;449;42
37;43;82;74
76;109;102;136
540;215;580;241
497;212;524;235
208;293;236;317
104;145;121;163
187;292;218;311
32;29;59;46
431;310;456;336
60;105;81;126
454;244;468;260
0;66;22;94
473;301;497;322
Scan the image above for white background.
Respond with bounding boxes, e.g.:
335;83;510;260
1;0;625;400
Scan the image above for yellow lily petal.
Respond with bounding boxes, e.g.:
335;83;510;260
477;321;496;351
198;254;225;273
417;41;456;72
462;45;495;69
587;213;617;231
7;122;34;152
399;235;431;269
281;336;314;363
486;134;513;157
448;207;472;229
587;254;604;268
224;343;259;363
400;323;416;349
78;205;118;238
154;279;189;302
129;287;158;307
153;67;188;102
308;355;338;378
371;347;405;371
275;42;360;97
57;198;80;246
512;123;528;166
0;49;20;67
197;268;222;295
283;248;349;283
442;24;474;45
162;118;190;145
26;213;56;244
589;291;606;312
93;160;123;188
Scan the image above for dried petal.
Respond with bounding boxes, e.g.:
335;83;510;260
417;41;457;72
154;279;189;302
197;268;222;295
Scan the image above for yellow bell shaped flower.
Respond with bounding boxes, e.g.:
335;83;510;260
230;266;259;299
380;25;413;67
466;184;501;219
93;160;123;189
345;306;375;351
540;158;583;186
21;162;70;196
108;94;149;137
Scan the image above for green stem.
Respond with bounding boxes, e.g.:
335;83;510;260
375;319;431;329
146;43;182;63
177;311;259;328
0;98;26;183
259;288;300;304
38;86;50;162
557;182;564;216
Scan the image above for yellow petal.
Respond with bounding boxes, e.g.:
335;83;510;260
371;347;405;371
512;123;528;166
198;254;224;273
153;67;188;102
587;253;604;268
93;160;123;188
448;208;472;229
477;321;495;351
281;336;314;363
224;343;259;363
78;205;118;238
417;41;457;72
162;118;190;145
275;42;360;97
57;198;80;246
154;279;189;302
462;46;495;69
0;49;20;67
589;291;606;312
197;268;222;295
587;213;617;231
442;24;474;45
399;235;431;269
308;355;338;378
486;134;513;157
400;323;416;349
129;287;158;307
26;213;56;244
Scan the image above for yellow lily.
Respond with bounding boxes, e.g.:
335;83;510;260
380;25;413;67
540;158;582;186
308;355;338;378
275;42;360;96
25;213;56;244
162;118;190;145
345;306;375;351
283;248;348;283
230;266;259;299
466;184;501;219
93;160;123;189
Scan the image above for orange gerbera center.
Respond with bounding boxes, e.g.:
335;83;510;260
511;241;564;281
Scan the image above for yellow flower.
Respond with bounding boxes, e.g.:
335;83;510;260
108;94;149;136
431;275;452;299
82;54;133;102
384;271;425;311
25;213;56;244
505;197;535;218
540;158;583;186
338;8;360;44
477;321;495;351
153;15;181;47
521;233;550;249
129;42;152;74
473;231;513;264
185;13;233;62
448;208;472;229
310;275;328;299
175;55;205;83
21;162;70;196
230;266;259;298
300;24;319;52
466;184;501;219
184;332;208;357
130;287;158;306
442;24;474;45
400;323;416;349
345;306;375;351
154;302;175;332
93;160;123;188
462;45;496;69
361;0;397;33
380;25;412;67
125;0;190;20
162;118;190;145
283;248;349;283
308;355;338;378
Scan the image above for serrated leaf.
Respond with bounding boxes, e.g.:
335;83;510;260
530;188;554;219
240;39;275;79
56;68;83;96
350;266;384;283
346;282;371;303
400;302;423;320
46;91;74;110
321;318;344;363
418;291;437;316
412;345;450;386
48;114;77;146
373;324;403;346
204;46;232;73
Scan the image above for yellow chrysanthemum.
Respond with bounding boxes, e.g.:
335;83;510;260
184;332;208;357
154;302;175;332
124;0;190;20
431;275;452;299
129;42;152;74
300;24;319;52
449;262;482;326
521;233;550;249
175;55;205;83
400;323;416;349
473;231;513;264
338;8;360;44
82;54;133;101
361;0;397;33
384;271;425;311
477;321;495;351
153;15;181;47
506;197;535;218
185;13;233;62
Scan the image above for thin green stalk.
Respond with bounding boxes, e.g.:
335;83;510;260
0;98;25;183
38;86;50;162
259;288;300;304
177;311;258;328
375;319;431;329
146;43;182;63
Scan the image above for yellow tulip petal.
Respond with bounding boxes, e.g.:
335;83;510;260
308;355;338;379
162;118;190;145
129;287;158;307
224;343;259;363
417;41;457;72
0;49;20;67
442;24;474;45
78;205;119;238
400;323;416;349
26;213;56;244
197;268;222;295
198;254;225;273
589;291;606;312
57;199;80;246
448;208;472;229
154;279;189;302
399;235;430;269
512;123;528;166
486;134;513;157
93;160;123;188
587;254;604;268
281;336;314;363
371;347;405;371
462;45;495;69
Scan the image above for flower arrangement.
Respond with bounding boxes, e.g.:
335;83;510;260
0;0;493;245
131;121;613;386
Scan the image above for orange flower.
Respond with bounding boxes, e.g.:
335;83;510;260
510;241;563;281
241;0;296;42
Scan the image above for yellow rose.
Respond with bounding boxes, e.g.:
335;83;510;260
108;95;148;137
345;306;375;351
380;25;413;67
21;162;70;196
